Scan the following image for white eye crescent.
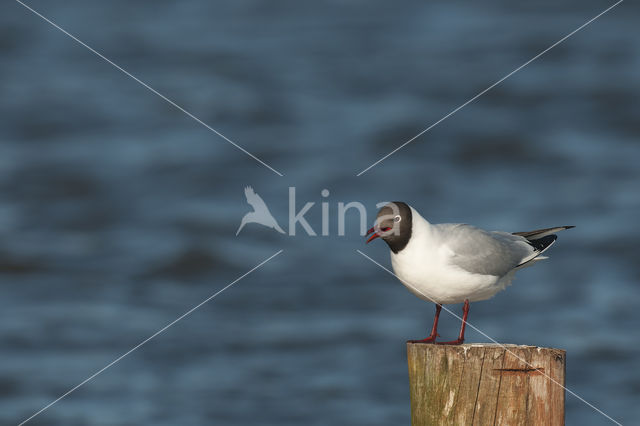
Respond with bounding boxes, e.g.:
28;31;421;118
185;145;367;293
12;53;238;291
394;215;401;223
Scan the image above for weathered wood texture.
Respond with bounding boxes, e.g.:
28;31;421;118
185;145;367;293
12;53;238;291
407;344;565;426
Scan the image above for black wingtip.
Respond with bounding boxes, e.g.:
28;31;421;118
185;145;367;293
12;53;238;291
529;235;557;252
564;225;576;230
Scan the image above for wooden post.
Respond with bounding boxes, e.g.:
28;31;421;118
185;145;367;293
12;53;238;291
407;343;565;426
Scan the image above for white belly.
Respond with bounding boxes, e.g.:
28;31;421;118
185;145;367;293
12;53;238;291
390;249;513;305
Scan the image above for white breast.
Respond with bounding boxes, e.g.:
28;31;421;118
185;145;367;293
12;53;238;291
389;208;513;304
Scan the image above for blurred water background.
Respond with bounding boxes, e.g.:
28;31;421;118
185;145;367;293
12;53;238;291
1;0;639;424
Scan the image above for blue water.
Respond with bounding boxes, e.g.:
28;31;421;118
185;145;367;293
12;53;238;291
1;1;639;424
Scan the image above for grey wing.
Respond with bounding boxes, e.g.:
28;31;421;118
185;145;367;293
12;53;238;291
436;224;535;276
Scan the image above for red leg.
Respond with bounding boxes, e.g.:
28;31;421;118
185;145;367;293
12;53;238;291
408;304;442;343
437;299;470;345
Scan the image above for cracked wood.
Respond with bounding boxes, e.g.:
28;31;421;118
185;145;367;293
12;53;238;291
407;344;565;425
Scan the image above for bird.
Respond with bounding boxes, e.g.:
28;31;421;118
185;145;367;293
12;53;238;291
236;186;286;235
366;201;573;345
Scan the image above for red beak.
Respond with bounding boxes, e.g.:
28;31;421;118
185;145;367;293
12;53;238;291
366;226;391;243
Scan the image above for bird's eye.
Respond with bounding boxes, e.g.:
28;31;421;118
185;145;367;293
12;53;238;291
394;215;401;222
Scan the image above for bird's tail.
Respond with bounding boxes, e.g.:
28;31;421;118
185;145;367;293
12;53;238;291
513;226;574;268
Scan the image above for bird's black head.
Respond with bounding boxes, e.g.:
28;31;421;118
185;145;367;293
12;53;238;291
366;202;412;253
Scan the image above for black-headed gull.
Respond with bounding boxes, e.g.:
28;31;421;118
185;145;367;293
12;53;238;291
366;202;573;344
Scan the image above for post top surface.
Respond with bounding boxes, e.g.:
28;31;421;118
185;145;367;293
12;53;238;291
406;342;565;353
